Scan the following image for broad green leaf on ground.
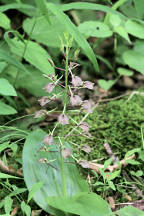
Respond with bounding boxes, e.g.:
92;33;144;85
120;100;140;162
0;61;7;73
4;34;54;75
78;21;112;38
0;101;17;115
22;130;89;215
0;49;28;73
46;192;112;216
117;67;133;76
123;50;144;74
0;78;17;96
0;12;10;29
125;19;144;39
98;79;116;91
109;14;121;27
118;205;144;216
23;15;66;48
27;181;44;203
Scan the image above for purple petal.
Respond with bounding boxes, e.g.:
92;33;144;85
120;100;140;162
72;76;83;87
34;110;45;118
79;160;90;168
84;81;94;90
62;147;72;158
70;95;82;106
83;100;93;113
58;114;69;125
42;134;53;145
44;83;55;93
80;122;90;133
81;145;91;153
38;96;50;107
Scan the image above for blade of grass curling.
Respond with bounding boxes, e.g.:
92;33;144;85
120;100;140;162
61;2;126;20
46;3;99;72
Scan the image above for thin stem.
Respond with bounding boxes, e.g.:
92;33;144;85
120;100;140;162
14;14;37;86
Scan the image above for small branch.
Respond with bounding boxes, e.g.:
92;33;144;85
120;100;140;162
88;154;135;173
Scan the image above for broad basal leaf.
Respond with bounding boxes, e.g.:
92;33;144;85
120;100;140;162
46;192;112;216
22;130;89;215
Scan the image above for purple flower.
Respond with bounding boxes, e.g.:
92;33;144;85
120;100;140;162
44;83;55;93
42;134;53;145
79;160;90;168
84;81;94;90
62;147;72;158
83;100;93;113
72;76;83;87
34;110;45;118
80;122;90;133
38;96;50;107
58;114;69;125
81;145;91;154
70;95;82;106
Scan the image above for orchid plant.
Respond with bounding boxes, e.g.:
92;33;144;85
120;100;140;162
34;34;95;170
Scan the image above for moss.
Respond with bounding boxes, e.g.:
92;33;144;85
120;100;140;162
59;93;144;162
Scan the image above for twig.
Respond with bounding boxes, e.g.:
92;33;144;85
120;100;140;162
0;159;23;177
88;154;135;173
104;142;118;162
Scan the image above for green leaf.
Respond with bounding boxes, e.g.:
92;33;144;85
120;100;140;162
23;15;66;48
118;205;144;216
4;34;54;75
123;50;144;74
126;159;140;165
22;129;89;215
109;14;121;27
41;3;99;71
78;21;112;38
104;158;113;170
0;61;7;73
0;142;10;154
34;0;50;23
108;170;120;181
46;192;112;216
0;49;28;73
125;19;144;39
0;12;10;29
21;201;31;216
27;181;44;203
107;180;116;191
98;79;116;91
114;26;130;42
4;197;12;214
0;78;17;96
0;101;17;115
117;67;133;76
134;0;144;19
130;170;143;177
0;172;19;179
